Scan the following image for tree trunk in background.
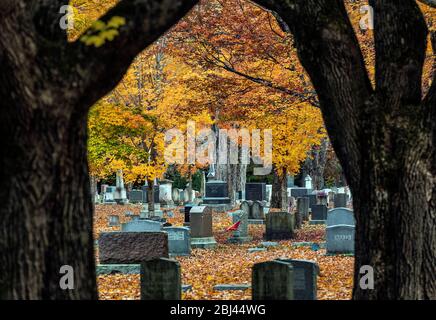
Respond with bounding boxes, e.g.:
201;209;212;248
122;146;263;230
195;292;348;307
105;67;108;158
254;0;436;299
271;167;287;210
303;139;329;190
146;178;155;212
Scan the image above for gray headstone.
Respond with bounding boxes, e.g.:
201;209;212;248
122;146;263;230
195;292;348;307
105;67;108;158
264;212;294;240
327;208;355;227
99;232;168;264
252;261;294;300
240;201;253;219
121;219;162;232
276;259;319;300
190;206;213;238
334;193;347;208
164;227;191;256
251;201;265;220
108;215;120;227
140;258;181;300
228;210;251;243
326;225;355;254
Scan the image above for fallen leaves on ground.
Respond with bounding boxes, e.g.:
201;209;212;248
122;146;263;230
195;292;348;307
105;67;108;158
95;204;353;300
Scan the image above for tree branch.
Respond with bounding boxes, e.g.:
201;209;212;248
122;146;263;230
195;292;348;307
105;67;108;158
417;0;436;8
66;0;199;110
370;0;428;106
252;0;373;189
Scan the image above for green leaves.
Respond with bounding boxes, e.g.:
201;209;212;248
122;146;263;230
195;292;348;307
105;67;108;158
80;16;126;47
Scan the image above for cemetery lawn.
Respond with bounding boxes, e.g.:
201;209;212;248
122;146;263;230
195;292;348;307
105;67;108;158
95;205;353;300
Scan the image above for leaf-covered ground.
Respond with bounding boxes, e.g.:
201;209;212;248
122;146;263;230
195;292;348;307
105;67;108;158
95;204;353;300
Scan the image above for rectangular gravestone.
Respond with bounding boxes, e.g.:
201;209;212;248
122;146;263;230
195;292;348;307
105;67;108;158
297;197;309;222
184;204;193;226
308;194;318;211
311;205;328;221
326;225;355;254
252;261;294;300
108;215;120;227
264;212;294;240
276;259;319;300
142;185;160;203
245;183;266;201
290;188;310;198
228;210;251;243
164;227;191;256
334;193;347;208
99;232;168;264
190;206;216;248
203;181;231;204
121;219;162;232
327;208;355;227
129;190;144;203
251;201;265;220
141;258;181;300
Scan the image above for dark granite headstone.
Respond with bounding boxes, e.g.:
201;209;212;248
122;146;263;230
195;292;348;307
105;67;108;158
311;205;328;221
252;261;294;300
276;259;319;300
142;185;160;203
184;204;194;226
297;197;310;222
290;188;310;198
203;181;231;204
128;190;143;203
264;212;294;240
140;258;181;300
245;183;266;201
99;232;168;264
308;194;318;210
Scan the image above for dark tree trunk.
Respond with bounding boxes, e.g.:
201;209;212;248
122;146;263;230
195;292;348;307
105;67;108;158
303;139;329;190
271;167;287;210
254;0;436;299
0;0;199;299
146;178;155;211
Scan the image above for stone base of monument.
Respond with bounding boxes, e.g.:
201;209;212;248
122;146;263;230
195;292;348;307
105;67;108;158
191;236;217;249
248;219;265;225
309;220;326;225
96;264;141;275
204;203;233;213
227;235;252;244
263;232;294;241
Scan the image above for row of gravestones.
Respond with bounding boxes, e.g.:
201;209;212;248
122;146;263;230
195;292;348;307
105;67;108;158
140;258;319;300
127;186;198;206
101;206;218;262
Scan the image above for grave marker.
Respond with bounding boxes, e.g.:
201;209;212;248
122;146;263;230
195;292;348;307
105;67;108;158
99;232;168;264
252;261;294;300
140;258;181;300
